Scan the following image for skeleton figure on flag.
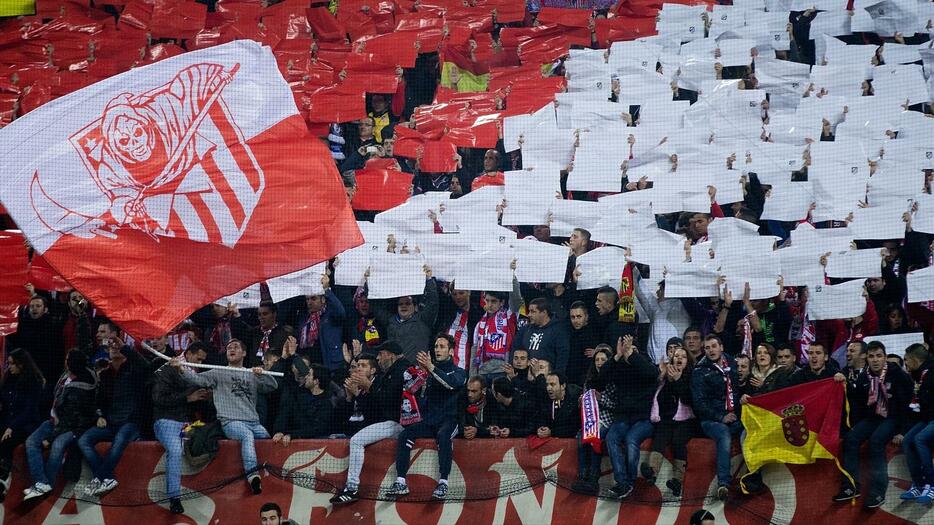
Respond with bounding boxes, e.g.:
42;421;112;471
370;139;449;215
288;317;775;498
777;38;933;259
31;62;264;246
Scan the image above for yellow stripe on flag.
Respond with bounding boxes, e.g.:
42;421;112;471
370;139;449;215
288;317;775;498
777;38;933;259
741;403;836;475
0;0;35;16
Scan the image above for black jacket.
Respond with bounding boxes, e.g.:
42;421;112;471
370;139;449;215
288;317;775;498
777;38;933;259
512;319;570;373
538;384;582;438
8;312;65;385
419;359;467;425
592;351;658;422
51;368;97;437
915;360;934;422
489;393;536;437
691;354;742;423
372;357;412;423
274;387;333;439
456;389;494;437
850;363;914;433
151;363;205;423
0;374;44;434
656;369;694;421
567;323;601;386
785;361;840;388
97;346;150;426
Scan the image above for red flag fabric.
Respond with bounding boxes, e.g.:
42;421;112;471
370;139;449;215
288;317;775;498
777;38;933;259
0;41;362;338
27;253;71;292
419;140;458;173
149;0;207;40
306;84;367;123
351;168;413;211
306;7;346;42
536;7;592;28
0;230;28;336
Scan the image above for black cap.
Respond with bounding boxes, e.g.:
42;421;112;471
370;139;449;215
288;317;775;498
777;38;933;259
667;337;684;348
374;340;403;356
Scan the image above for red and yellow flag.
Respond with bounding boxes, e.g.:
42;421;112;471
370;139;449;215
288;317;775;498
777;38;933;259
740;378;850;492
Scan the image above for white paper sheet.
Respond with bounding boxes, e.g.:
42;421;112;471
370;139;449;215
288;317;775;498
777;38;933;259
367;253;426;300
807;279;868;320
911;193;934;234
567;148;624;193
334;245;376;287
760;183;812;223
825;249;884;278
549;199;604;237
849;205;909;240
514;239;570;284
266;262;327;301
663;262;721;298
453;249;515;292
575;246;628;290
217;283;263;309
907;265;934;303
502;169;560;226
863;332;926;358
778;246;826;287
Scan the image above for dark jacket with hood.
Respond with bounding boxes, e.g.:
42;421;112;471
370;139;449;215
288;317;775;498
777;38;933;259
691;353;742;423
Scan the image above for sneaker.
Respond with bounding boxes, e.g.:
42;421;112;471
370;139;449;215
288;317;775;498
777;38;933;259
431;482;448;500
832;487;860;502
901;485;923;500
640;463;657;485
666;478;682;497
84;478;101;497
249;475;262;495
717;485;729;501
330;487;359;505
864;495;885;509
169;498;185;514
917;485;934;505
94;478;118;496
608;482;634;500
386;480;409;497
23;483;52;501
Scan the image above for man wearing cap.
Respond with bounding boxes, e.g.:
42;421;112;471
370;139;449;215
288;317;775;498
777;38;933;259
331;341;411;505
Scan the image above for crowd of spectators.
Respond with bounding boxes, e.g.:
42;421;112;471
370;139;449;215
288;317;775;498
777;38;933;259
1;0;934;517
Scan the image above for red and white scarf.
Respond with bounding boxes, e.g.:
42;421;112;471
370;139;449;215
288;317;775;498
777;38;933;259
580;389;602;453
300;312;322;349
867;365;889;418
257;324;277;357
474;308;516;367
209;317;232;355
448;309;470;368
714;358;735;413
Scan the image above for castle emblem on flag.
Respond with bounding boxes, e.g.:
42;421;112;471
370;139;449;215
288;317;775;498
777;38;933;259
781;404;809;447
30;62;264;247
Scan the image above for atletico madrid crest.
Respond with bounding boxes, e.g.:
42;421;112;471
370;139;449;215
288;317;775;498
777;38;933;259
781;404;809;447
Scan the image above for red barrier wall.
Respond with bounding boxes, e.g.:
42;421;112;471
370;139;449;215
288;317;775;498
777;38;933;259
2;438;925;524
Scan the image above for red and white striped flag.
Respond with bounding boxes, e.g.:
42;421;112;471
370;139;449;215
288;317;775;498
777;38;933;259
0;41;362;338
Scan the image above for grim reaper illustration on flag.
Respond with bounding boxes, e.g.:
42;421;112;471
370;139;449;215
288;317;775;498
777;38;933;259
30;62;265;247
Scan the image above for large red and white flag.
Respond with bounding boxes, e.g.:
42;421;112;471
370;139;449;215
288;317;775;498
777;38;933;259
0;41;362;338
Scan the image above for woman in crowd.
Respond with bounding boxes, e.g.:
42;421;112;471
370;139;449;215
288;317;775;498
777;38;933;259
742;343;791;397
573;345;616;494
0;348;46;500
641;345;696;497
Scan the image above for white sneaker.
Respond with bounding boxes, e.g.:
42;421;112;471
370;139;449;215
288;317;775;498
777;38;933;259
94;478;118;496
23;483;52;501
84;478;102;497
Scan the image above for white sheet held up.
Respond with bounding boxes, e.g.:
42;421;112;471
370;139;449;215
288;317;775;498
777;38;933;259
807;279;867;320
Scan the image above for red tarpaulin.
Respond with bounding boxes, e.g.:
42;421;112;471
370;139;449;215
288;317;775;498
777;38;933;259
351;168;413;211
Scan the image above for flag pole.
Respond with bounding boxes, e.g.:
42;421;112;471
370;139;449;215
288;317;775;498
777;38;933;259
141;340;284;377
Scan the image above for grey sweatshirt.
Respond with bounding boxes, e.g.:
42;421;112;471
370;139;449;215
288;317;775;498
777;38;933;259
180;367;278;424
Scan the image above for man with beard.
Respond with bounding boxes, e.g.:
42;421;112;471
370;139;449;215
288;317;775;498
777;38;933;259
567;302;600;386
436;287;482;371
8;294;65;386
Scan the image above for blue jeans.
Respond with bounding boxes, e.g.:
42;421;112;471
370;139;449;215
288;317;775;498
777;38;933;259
154;419;186;499
605;419;654;486
77;422;140;480
25;420;76;486
700;419;742;487
842;417;897;498
903;421;934;487
396;421;459;480
221;420;269;474
577;425;610;480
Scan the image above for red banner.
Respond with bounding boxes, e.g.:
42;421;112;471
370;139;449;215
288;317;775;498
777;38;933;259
352;169;413;211
1;438;919;524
